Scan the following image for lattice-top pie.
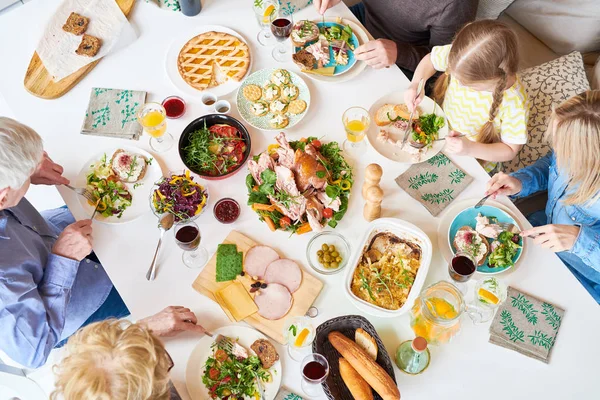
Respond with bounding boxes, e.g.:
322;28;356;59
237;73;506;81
177;31;250;91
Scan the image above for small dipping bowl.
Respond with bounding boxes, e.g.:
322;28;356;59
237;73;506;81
162;95;186;119
214;100;231;114
213;198;240;224
306;231;351;275
201;92;217;107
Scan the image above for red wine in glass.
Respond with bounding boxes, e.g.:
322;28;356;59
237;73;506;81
303;361;327;380
175;225;200;251
271;18;292;41
449;252;476;283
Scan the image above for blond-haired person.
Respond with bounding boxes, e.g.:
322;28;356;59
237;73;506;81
405;20;528;172
0;117;131;368
486;91;600;303
52;306;208;400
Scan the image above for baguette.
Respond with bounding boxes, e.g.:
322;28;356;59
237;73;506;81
339;358;374;400
328;331;400;400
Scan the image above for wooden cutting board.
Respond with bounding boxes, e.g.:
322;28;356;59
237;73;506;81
192;230;324;344
23;0;136;99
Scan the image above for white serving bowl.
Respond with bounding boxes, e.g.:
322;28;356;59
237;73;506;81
344;218;432;317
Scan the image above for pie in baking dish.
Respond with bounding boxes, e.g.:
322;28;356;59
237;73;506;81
177;31;250;91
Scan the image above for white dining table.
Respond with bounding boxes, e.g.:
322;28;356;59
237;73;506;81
0;1;599;399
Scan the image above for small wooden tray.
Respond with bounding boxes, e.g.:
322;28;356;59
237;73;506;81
313;315;398;400
23;0;135;99
192;230;324;344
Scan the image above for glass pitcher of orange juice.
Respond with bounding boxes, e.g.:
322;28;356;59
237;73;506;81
410;281;464;345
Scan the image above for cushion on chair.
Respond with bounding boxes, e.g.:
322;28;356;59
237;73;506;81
503;52;591;173
505;0;600;54
476;0;516;20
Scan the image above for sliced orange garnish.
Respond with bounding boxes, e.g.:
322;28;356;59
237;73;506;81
478;288;499;304
294;328;310;347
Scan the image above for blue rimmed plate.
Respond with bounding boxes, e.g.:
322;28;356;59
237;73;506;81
293;21;359;76
447;205;524;274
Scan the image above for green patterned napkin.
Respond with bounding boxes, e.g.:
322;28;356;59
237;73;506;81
275;387;304;400
145;0;181;12
81;88;146;140
395;153;473;216
489;287;564;363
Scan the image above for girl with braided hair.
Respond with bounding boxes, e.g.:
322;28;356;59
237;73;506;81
405;20;528;172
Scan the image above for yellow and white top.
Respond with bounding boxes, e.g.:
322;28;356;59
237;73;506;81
431;44;529;146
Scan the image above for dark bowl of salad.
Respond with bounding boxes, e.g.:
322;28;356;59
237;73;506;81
179;114;252;180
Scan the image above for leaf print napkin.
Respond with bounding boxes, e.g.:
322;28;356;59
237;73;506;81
489;287;564;363
395;153;473;216
81;88;146;140
145;0;181;12
275;387;304;400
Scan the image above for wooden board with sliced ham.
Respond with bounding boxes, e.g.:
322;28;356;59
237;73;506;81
192;230;324;344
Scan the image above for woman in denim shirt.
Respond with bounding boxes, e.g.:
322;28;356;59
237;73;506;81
486;91;600;304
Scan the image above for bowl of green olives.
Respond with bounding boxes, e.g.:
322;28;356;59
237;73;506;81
306;231;351;275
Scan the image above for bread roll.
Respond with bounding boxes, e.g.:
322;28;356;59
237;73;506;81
328;331;400;400
339;358;374;400
355;328;378;361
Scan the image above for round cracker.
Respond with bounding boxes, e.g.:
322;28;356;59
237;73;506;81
243;84;262;102
288;99;307;115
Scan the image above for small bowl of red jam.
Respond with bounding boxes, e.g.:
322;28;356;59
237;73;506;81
162;96;186;119
213;198;240;224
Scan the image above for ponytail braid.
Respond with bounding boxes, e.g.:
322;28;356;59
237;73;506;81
477;70;507;144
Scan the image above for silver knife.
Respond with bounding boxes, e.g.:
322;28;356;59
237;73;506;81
401;78;425;148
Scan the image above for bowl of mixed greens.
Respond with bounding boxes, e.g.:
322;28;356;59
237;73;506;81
150;170;209;223
178;114;252;180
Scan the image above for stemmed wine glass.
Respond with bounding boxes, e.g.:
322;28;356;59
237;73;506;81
271;11;293;62
301;353;329;398
174;221;208;269
137;103;174;153
342;106;370;156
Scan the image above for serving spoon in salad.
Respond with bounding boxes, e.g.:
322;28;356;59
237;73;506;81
147;213;175;281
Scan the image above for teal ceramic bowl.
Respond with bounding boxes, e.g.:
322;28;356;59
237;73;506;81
448;205;523;274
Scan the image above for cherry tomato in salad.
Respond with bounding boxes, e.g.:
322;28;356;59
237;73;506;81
323;208;334;219
208;367;220;380
311;139;322;149
215;349;228;362
280;216;292;229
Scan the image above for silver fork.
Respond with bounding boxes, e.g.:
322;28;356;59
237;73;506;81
64;185;101;219
474;194;491;209
64;184;95;200
498;222;519;233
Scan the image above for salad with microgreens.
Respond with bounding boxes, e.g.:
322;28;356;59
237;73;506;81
202;340;271;399
488;231;522;268
182;123;248;177
86;154;132;218
411;113;446;147
246;133;353;235
151;170;208;222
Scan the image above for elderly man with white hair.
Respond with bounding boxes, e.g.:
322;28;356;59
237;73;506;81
0;117;131;368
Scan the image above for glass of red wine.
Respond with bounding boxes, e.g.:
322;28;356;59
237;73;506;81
271;11;293;62
174;221;208;269
448;251;477;293
301;353;329;398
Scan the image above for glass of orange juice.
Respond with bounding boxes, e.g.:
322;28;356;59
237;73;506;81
342;107;370;156
137;103;174;152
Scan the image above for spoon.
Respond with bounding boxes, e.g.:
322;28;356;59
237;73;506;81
146;213;175;281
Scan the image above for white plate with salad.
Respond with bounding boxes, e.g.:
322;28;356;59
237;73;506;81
185;325;282;400
367;92;448;164
75;147;162;224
